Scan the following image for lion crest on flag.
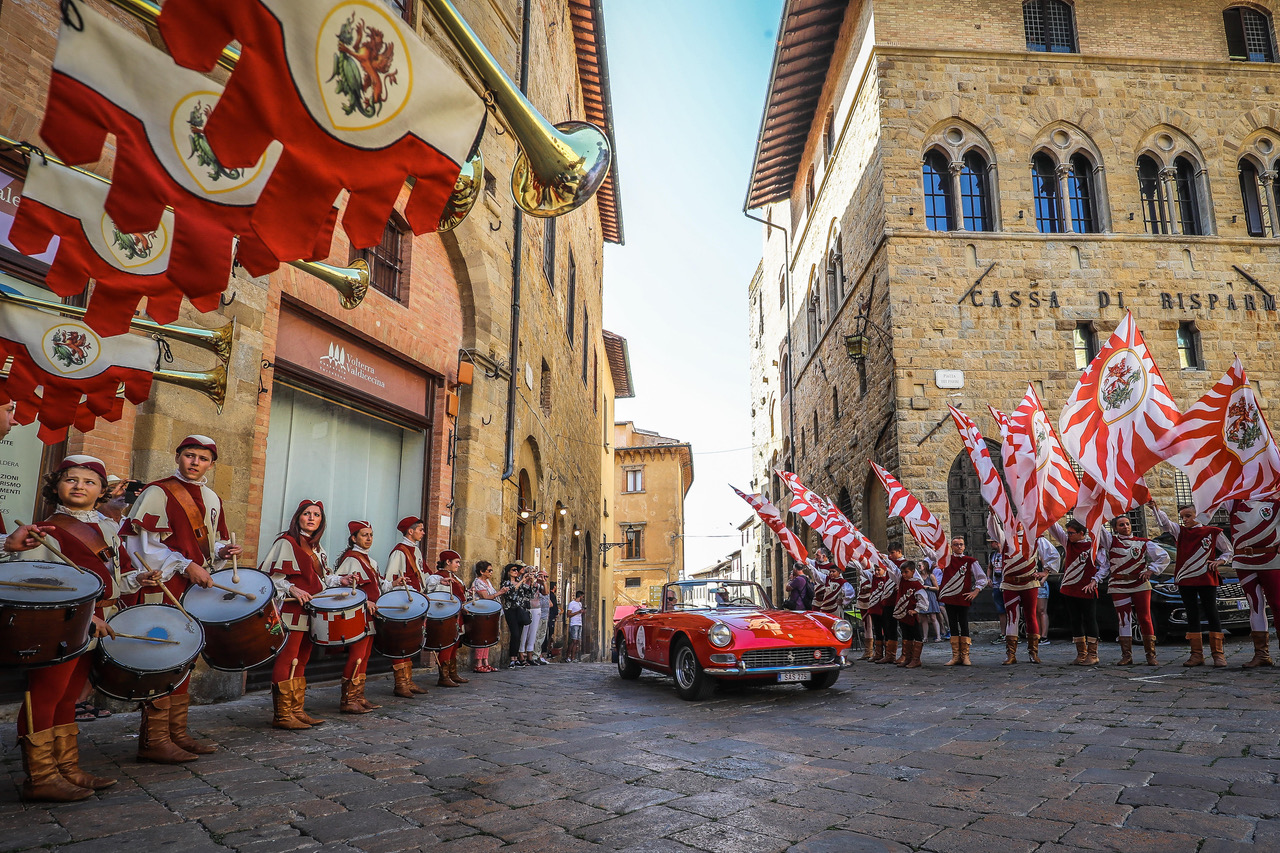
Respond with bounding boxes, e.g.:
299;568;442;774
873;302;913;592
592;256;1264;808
1226;397;1264;452
1101;357;1140;412
110;226;158;261
48;328;93;369
328;12;399;119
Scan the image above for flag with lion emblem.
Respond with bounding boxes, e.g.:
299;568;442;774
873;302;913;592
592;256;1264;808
731;485;807;564
993;385;1080;539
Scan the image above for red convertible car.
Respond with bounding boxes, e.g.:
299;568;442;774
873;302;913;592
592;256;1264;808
614;579;854;700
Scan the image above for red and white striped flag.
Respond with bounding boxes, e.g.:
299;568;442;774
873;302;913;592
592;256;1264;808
993;385;1080;538
869;461;949;563
777;471;830;532
730;485;807;564
1059;312;1180;537
1162;356;1280;515
822;501;892;571
949;406;1020;551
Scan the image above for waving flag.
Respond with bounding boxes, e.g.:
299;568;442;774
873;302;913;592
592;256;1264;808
777;471;830;532
731;485;807;564
994;385;1080;538
822;501;892;571
156;0;485;261
1162;357;1280;514
1059;312;1180;537
869;461;949;563
949;406;1020;550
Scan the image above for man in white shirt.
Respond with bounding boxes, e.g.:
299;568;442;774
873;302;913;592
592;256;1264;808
566;590;585;662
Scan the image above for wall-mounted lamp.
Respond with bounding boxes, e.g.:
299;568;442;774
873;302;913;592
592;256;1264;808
558;506;568;516
844;332;867;360
573;526;581;537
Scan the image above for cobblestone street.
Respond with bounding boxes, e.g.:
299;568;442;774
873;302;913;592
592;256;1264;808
3;637;1278;853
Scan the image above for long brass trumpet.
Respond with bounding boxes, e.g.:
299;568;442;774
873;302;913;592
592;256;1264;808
0;359;227;412
423;0;612;219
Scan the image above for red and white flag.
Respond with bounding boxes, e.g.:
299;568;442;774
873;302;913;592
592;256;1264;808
778;471;831;533
949;406;1020;551
156;0;486;261
1162;356;1280;514
0;295;157;442
731;485;807;564
822;501;892;571
869;461;949;563
994;385;1080;538
1059;312;1180;537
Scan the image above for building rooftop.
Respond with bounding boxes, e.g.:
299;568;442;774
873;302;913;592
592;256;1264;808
602;329;634;398
569;0;624;244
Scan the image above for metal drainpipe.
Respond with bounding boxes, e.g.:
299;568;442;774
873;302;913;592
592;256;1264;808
501;0;533;483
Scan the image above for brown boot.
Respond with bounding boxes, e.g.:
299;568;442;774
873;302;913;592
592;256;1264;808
895;640;911;667
943;636;961;666
293;679;325;726
959;636;972;666
905;640;923;669
449;659;469;684
21;728;93;802
1209;632;1227;667
894;640;908;666
1242;631;1273;668
877;640;898;664
169;693;216;755
1069;637;1087;665
354;674;381;710
1083;638;1100;666
859;639;874;661
868;640;884;663
339;678;369;713
1143;635;1160;666
272;681;310;730
51;723;115;790
1002;635;1017;665
1114;637;1134;665
437;661;461;687
1183;632;1204;667
406;664;428;694
1028;635;1041;664
138;698;198;763
392;661;416;699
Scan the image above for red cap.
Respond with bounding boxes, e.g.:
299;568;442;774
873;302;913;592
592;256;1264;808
397;516;422;534
298;499;325;512
348;520;372;536
176;434;218;461
57;455;108;485
439;549;461;563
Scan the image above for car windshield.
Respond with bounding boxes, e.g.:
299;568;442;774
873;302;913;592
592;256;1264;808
662;580;768;612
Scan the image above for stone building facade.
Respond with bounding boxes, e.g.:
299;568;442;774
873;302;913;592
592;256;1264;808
0;0;624;695
746;0;1280;598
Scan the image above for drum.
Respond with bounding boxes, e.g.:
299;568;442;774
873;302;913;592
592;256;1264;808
373;589;429;658
308;588;370;646
461;599;502;648
0;562;102;667
181;569;285;671
422;592;462;651
93;604;204;701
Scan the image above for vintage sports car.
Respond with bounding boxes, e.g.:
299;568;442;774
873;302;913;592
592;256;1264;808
614;579;854;700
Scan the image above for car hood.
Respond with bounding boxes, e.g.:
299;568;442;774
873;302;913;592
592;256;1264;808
704;608;841;642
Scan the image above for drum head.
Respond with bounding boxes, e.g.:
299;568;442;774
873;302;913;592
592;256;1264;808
309;588;368;612
102;605;203;668
0;562;102;604
378;589;429;620
183;569;274;622
463;599;502;616
425;592;461;619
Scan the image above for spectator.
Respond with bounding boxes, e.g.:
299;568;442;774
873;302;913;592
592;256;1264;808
524;569;547;665
501;563;533;668
545;585;560;660
566;590;585;662
1036;534;1059;646
534;570;552;664
470;561;502;673
921;558;946;642
988;539;1006;644
785;564;809;610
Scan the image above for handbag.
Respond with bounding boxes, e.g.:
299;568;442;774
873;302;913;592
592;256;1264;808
516;606;532;626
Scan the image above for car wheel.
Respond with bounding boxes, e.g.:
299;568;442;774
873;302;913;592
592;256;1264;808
616;635;641;680
671;641;715;701
803;671;839;690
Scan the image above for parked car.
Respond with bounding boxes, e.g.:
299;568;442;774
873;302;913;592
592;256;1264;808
613;579;854;700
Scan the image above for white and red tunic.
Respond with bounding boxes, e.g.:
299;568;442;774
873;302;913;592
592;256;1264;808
262;533;331;632
383;538;426;591
998;543;1040;593
865;568;899;616
1096;528;1170;595
1047;524;1104;599
124;473;230;603
1226;499;1280;573
937;554;987;606
27;507;142;631
892;575;927;623
1152;508;1232;587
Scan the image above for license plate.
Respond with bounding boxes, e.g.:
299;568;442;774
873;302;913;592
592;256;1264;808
1236;599;1249;611
777;671;809;683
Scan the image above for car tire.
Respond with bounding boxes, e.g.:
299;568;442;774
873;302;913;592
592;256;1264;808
671;641;715;701
616;635;641;680
803;671;839;690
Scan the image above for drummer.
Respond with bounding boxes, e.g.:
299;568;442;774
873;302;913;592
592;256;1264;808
432;550;468;688
332;521;391;713
261;500;333;730
383;516;429;698
18;455;149;802
123;435;240;762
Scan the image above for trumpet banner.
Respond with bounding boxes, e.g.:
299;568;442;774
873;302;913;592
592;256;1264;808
155;0;486;261
869;461;949;564
0;296;157;442
730;485;807;564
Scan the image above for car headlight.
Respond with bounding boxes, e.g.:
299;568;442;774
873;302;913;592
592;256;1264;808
708;623;732;648
832;620;853;642
1153;582;1180;594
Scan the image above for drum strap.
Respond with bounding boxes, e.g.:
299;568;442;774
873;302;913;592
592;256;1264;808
395;544;427;590
44;514;118;584
159;480;213;564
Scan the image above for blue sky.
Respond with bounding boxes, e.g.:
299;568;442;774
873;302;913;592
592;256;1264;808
601;1;782;572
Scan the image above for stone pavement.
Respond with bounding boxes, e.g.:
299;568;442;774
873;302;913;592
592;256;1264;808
2;636;1278;853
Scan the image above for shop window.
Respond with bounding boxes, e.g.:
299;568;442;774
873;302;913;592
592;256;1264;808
922;150;953;231
624;527;644;560
566;251;576;344
1024;0;1077;53
539;359;552;413
1033;153;1065;233
355;216;409;303
1239;160;1268;236
624;468;644;493
1137;155;1168;235
1073;322;1097;370
543;218;556;288
624;577;641;588
1177;322;1203;370
1225;7;1277;62
1173;156;1204;236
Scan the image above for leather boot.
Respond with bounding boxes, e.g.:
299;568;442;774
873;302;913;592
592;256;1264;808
21;728;93;802
354;674;381;710
406;664;428;694
1084;638;1100;666
1114;637;1134;665
1002;635;1018;665
169;693;216;755
877;640;898;664
1143;635;1159;666
905;640;923;669
959;636;972;666
138;698;197;763
1028;635;1041;664
449;658;469;683
894;640;908;665
1070;637;1088;665
51;723;115;790
392;661;416;698
437;660;461;687
1209;631;1227;667
340;678;370;713
272;681;310;730
869;640;884;663
1182;632;1204;667
943;636;961;666
293;679;325;726
895;640;911;667
859;638;874;661
1242;631;1273;668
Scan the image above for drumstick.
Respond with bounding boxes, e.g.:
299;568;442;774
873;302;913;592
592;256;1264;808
132;553;194;620
230;533;239;584
0;579;70;591
24;690;34;736
289;657;298;680
14;520;91;575
209;581;256;601
113;632;181;645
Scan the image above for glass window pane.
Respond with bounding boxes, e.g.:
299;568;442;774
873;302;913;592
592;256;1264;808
1137;156;1167;235
1024;1;1046;51
1174;157;1202;236
1068;155;1096;233
1045;0;1075;51
1243;9;1276;62
923;153;952;231
1240;161;1266;236
1033;155;1063;233
960;152;991;231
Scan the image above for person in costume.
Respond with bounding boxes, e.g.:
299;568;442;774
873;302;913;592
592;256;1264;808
1096;514;1170;665
892;561;929;669
1149;500;1233;667
261;500;332;730
996;521;1057;666
866;559;900;664
18;455;149;801
332;521;389;713
122;434;239;761
1223;498;1280;668
432;549;468;687
1045;520;1106;666
383;516;429;697
937;535;987;667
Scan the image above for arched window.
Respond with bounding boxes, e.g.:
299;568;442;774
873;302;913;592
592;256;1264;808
922;150;953;231
1067;153;1097;233
1173;156;1203;236
1225;7;1277;62
1024;0;1077;53
960;151;992;231
1137;155;1168;234
1032;153;1064;233
1240;159;1268;237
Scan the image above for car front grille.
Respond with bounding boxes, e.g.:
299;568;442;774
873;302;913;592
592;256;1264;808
741;647;837;668
1220;582;1244;599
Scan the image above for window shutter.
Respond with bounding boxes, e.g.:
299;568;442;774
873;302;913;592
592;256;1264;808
1224;8;1249;59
